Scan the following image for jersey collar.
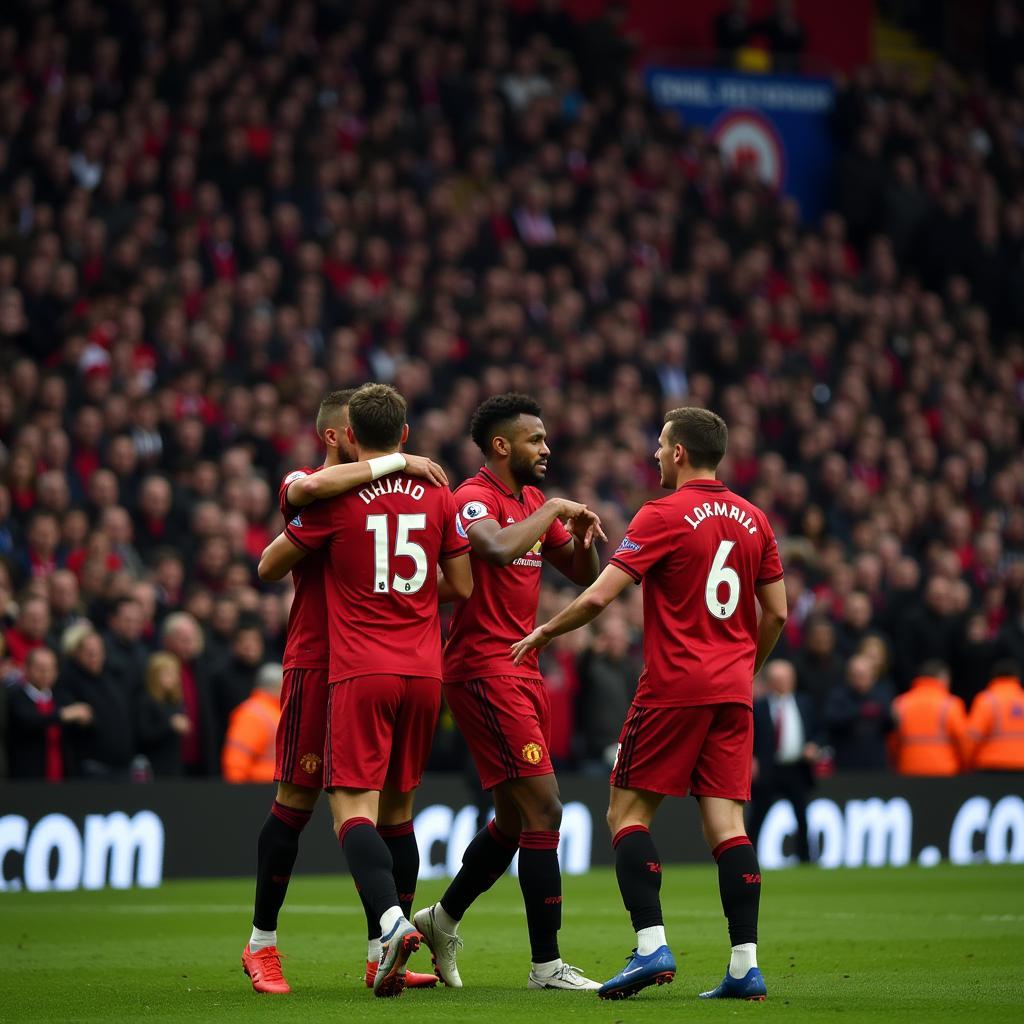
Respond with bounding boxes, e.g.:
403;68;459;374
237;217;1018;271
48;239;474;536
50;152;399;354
679;479;727;492
478;465;517;498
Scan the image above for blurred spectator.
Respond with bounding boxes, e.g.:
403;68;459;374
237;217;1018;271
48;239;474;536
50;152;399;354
750;659;820;862
46;570;85;645
825;654;894;770
714;0;754;65
6;647;92;780
575;612;639;769
136;652;189;778
889;661;969;776
212;616;266;747
897;577;962;689
56;624;135;778
966;660;1024;771
5;596;50;668
757;0;806;72
793;617;843;715
103;597;149;692
222;663;283;783
160;612;217;776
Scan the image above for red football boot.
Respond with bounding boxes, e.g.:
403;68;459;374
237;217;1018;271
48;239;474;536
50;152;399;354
365;959;439;989
241;945;291;994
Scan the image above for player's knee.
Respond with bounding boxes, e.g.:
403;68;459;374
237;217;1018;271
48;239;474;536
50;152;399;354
528;794;562;831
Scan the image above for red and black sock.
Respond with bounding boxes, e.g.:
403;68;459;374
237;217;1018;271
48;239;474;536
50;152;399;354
339;817;400;923
362;820;420;939
253;801;312;931
518;830;561;964
440;820;518;921
612;825;664;930
713;836;761;946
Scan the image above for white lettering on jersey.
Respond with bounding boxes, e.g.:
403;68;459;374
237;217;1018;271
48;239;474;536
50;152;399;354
684;502;757;534
358;477;426;505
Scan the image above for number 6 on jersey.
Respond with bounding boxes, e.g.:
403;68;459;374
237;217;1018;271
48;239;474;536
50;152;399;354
705;539;740;620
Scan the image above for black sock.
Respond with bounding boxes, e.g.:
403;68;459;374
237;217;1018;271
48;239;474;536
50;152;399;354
518;830;561;964
253;801;312;931
362;820;420;940
612;825;664;931
380;820;419;918
339;817;400;924
713;836;761;946
440;820;518;921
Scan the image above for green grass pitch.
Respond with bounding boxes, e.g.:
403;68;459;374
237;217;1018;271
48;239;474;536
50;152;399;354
2;864;1022;1022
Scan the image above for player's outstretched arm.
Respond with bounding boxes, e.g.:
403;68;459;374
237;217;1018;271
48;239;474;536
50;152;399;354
510;564;634;664
258;531;308;581
469;498;589;566
544;509;608;585
286;454;448;508
437;552;474;603
753;578;788;675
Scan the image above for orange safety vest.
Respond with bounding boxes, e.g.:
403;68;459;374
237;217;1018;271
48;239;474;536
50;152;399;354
891;676;968;776
222;690;282;782
967;678;1024;771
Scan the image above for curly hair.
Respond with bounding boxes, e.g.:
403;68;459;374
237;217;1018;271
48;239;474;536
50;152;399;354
470;393;543;454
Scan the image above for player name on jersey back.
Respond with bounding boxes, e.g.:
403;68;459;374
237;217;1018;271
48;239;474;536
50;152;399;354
609;480;783;709
285;473;468;682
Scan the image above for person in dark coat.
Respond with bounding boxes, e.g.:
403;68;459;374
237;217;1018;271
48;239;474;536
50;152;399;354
210;617;265;751
102;596;150;694
575;613;640;769
56;624;136;778
825;654;895;770
749;659;821;862
136;651;189;777
7;646;93;779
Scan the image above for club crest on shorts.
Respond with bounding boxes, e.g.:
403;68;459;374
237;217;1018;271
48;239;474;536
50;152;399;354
521;741;544;765
299;752;322;775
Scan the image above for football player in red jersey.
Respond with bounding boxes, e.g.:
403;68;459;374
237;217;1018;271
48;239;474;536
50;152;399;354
413;393;607;992
512;407;788;1003
258;384;473;998
241;387;446;995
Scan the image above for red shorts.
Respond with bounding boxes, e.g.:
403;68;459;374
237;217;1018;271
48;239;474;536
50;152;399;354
445;676;553;790
325;675;440;792
611;702;753;800
275;666;329;790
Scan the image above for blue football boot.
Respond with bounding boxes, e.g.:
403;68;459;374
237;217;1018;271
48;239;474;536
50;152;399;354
699;965;767;1001
597;946;676;1000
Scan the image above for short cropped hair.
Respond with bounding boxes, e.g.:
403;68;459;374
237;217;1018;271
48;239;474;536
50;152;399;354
664;407;728;469
470;393;542;454
315;387;357;438
348;384;407;450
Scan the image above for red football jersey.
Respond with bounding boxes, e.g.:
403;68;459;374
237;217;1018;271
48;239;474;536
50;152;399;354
284;474;469;682
278;468;329;670
609;479;784;708
443;467;572;682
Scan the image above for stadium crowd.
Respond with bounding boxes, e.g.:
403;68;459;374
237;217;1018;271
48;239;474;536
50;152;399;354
1;0;1023;781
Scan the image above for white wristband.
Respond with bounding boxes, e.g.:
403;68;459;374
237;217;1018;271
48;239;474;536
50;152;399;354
369;453;406;480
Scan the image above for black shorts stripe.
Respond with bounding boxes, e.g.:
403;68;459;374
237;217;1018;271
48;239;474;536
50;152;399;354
285;668;306;780
615;706;645;789
278;668;297;782
324;683;334;788
469;679;518;781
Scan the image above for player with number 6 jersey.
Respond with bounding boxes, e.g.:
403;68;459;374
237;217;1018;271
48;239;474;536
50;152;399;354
510;407;787;1003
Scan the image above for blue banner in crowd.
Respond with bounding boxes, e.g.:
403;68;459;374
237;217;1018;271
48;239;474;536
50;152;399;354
646;68;836;221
